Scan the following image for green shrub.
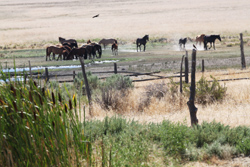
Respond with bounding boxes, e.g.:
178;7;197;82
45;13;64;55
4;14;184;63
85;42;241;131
184;75;227;104
74;71;100;91
101;74;134;90
96;74;133;110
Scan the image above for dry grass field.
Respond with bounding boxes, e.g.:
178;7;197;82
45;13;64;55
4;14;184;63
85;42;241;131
0;0;250;46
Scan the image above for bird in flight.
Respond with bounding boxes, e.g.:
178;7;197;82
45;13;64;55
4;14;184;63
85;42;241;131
193;44;197;50
92;14;99;18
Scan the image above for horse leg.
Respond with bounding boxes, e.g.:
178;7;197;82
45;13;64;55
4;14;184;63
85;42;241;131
213;42;215;50
53;53;55;60
204;42;207;50
144;44;146;52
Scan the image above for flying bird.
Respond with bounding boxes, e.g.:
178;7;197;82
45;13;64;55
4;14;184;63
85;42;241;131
92;14;99;18
193;44;197;50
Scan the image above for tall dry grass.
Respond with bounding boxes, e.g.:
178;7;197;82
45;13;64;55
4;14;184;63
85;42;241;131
86;69;250;127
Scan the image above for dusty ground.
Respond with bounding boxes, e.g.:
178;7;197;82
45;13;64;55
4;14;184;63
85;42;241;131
0;0;250;46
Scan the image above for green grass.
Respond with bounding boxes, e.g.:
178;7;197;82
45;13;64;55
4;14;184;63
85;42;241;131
1;68;250;166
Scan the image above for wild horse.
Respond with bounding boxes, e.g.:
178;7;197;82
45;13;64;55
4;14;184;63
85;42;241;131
46;45;69;61
136;35;149;52
203;35;221;50
66;47;88;60
111;40;118;56
179;38;187;50
59;37;78;48
98;38;117;49
195;34;205;45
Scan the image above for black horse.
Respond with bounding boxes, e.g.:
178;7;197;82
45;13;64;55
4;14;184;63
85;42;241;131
136;35;149;52
179;38;187;50
203;35;221;50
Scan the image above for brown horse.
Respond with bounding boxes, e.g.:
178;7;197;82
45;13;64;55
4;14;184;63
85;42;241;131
46;46;69;61
81;44;96;59
98;38;117;49
66;47;88;60
111;41;118;56
59;37;78;48
195;34;205;45
90;42;102;58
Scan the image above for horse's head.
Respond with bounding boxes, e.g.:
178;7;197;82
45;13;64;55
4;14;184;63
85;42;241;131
218;35;221;41
144;35;149;41
98;39;104;44
87;39;91;44
59;37;65;42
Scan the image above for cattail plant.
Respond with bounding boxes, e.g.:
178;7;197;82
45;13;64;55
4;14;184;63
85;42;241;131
0;66;91;167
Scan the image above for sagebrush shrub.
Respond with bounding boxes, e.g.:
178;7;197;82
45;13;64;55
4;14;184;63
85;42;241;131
183;75;227;104
95;74;133;111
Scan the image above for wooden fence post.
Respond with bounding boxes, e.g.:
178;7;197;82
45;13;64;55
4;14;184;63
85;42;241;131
114;63;117;74
240;33;246;69
187;49;198;126
202;59;204;72
45;68;49;83
79;57;92;116
185;51;189;83
180;55;184;93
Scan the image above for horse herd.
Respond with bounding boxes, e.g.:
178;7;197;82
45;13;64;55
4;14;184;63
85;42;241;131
46;34;221;61
46;37;102;61
179;34;222;50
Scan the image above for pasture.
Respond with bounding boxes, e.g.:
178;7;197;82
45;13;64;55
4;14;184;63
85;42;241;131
1;0;250;166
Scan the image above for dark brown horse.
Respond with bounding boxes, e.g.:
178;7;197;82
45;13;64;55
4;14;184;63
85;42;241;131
66;47;88;60
98;38;117;49
111;40;118;56
59;37;78;48
81;44;97;59
136;35;149;52
195;34;205;45
91;43;102;58
46;46;69;61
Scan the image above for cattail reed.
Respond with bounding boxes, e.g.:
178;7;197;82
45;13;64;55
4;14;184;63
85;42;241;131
69;99;72;110
38;93;43;105
58;93;62;103
12;101;18;112
33;81;37;88
64;104;68;113
29;90;33;102
33;110;37;120
10;84;16;97
20;110;24;119
73;94;76;107
41;87;45;97
52;92;55;105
